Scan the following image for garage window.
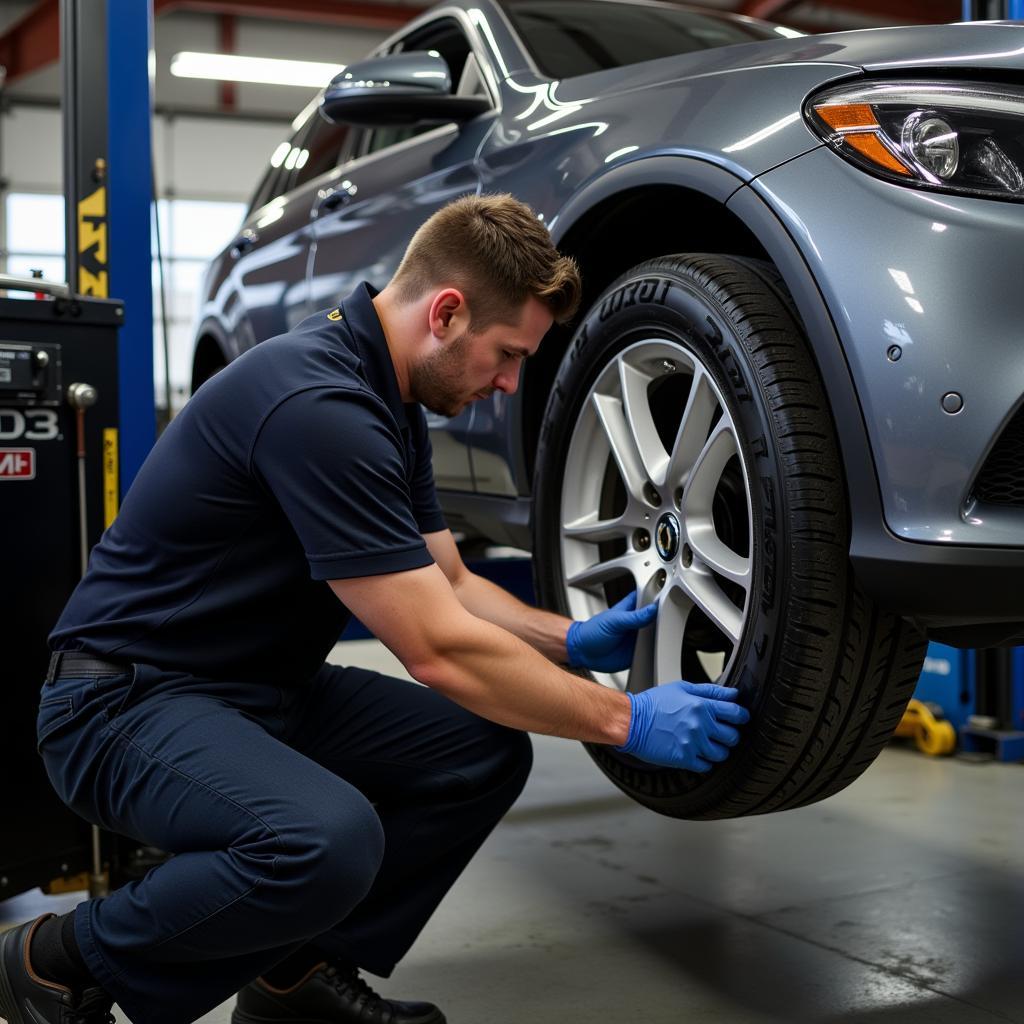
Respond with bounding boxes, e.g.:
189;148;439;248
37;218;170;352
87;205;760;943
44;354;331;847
3;192;66;283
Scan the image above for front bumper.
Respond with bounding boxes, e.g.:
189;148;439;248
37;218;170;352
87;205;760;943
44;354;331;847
742;147;1024;641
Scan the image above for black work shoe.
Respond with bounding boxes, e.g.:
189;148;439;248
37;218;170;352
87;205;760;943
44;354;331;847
232;963;446;1024
0;915;114;1024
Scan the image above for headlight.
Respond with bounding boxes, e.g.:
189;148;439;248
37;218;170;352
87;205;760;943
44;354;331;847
805;80;1024;201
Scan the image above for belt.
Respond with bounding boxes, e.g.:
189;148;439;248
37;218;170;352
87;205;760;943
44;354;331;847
46;650;130;684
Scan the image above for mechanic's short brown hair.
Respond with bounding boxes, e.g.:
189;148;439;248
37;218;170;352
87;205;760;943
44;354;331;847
391;193;581;329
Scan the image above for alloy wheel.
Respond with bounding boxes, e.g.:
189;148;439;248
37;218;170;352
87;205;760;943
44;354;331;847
560;338;754;690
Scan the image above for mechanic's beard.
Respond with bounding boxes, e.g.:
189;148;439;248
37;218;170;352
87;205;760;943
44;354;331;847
410;330;474;418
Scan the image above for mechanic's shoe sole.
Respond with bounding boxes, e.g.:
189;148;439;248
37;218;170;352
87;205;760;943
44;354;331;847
232;1009;447;1024
232;964;447;1024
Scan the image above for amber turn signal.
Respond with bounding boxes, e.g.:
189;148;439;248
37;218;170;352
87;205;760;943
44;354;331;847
812;101;913;177
844;133;913;176
814;102;877;132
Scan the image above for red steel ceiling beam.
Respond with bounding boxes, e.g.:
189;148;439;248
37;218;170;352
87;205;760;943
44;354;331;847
153;0;424;31
0;0;422;86
0;0;59;85
741;0;803;18
741;0;961;24
218;12;237;111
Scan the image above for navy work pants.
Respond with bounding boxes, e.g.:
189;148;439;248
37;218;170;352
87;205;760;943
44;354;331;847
36;660;533;1024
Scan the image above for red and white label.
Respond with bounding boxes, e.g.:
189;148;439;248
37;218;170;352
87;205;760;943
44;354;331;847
0;447;35;479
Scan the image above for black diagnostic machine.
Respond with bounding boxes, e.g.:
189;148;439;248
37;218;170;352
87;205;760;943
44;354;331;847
1;289;122;897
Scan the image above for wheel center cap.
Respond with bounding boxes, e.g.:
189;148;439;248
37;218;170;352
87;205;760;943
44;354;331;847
655;513;680;562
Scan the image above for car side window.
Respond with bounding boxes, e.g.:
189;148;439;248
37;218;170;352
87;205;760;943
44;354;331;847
356;17;487;160
292;115;350;190
248;160;288;216
247;123;303;214
247;104;349;214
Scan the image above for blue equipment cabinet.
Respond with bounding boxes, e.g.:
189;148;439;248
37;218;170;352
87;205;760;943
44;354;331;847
913;643;976;732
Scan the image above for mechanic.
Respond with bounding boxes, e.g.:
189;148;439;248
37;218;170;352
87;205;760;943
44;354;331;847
0;194;749;1024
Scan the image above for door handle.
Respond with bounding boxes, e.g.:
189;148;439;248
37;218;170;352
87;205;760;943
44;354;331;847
229;228;259;259
316;179;358;214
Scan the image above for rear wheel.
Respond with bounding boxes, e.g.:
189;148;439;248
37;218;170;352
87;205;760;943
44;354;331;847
190;337;227;394
533;254;926;819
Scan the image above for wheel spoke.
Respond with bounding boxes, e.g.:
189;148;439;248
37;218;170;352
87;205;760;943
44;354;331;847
627;616;656;693
664;367;718;491
680;568;744;644
681;419;738;521
654;585;691;684
592;392;648;503
625;575;675;693
618;358;668;486
562;511;633;545
566;552;643;595
687;527;751;589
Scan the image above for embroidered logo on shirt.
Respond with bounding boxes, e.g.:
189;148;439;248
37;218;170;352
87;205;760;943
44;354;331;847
327;309;343;322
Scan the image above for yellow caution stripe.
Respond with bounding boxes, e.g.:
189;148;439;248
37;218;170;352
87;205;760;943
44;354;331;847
103;428;119;527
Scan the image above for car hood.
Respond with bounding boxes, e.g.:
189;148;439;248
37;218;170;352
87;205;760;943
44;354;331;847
547;22;1024;105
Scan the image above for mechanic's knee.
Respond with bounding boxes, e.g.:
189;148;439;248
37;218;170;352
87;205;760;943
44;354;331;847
276;796;385;921
471;725;533;802
503;728;533;795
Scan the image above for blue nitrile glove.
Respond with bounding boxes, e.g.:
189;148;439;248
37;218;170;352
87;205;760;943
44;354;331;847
566;591;659;672
616;681;750;772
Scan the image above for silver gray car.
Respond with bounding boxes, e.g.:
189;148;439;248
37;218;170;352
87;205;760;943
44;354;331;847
192;0;1024;819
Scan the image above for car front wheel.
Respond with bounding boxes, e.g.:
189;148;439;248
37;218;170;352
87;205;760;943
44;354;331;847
533;254;926;819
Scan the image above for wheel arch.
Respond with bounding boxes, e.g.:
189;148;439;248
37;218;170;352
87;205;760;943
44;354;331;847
520;156;882;592
521;158;771;491
190;325;230;394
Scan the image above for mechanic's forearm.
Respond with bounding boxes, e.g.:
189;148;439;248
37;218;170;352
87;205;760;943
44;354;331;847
453;570;571;663
414;610;630;745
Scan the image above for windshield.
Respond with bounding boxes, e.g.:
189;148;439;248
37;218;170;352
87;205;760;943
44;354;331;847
502;0;783;79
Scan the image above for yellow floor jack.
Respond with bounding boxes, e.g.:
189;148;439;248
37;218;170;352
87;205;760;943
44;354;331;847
893;699;957;756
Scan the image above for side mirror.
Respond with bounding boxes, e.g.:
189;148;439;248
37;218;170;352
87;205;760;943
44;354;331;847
320;51;490;128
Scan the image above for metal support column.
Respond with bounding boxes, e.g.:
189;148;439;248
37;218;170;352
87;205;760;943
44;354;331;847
61;0;110;299
107;0;156;491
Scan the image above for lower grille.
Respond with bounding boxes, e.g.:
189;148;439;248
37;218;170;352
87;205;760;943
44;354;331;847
974;404;1024;508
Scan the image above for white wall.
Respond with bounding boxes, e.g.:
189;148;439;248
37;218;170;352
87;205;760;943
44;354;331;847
0;103;290;202
1;104;63;193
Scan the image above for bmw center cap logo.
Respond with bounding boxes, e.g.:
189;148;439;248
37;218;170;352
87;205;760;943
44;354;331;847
655;512;681;562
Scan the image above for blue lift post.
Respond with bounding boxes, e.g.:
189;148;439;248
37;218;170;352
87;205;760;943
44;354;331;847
959;649;1024;761
106;0;156;495
914;644;976;733
962;1;1024;20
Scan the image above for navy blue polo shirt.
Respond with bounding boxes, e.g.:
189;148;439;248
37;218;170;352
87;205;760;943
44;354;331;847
51;283;446;684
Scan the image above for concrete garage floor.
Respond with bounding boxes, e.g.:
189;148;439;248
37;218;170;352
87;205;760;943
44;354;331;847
4;639;1023;1023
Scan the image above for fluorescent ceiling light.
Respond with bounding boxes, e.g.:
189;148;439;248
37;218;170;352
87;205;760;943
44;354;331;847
170;51;345;88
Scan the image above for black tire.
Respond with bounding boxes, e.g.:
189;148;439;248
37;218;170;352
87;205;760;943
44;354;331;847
533;254;926;819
